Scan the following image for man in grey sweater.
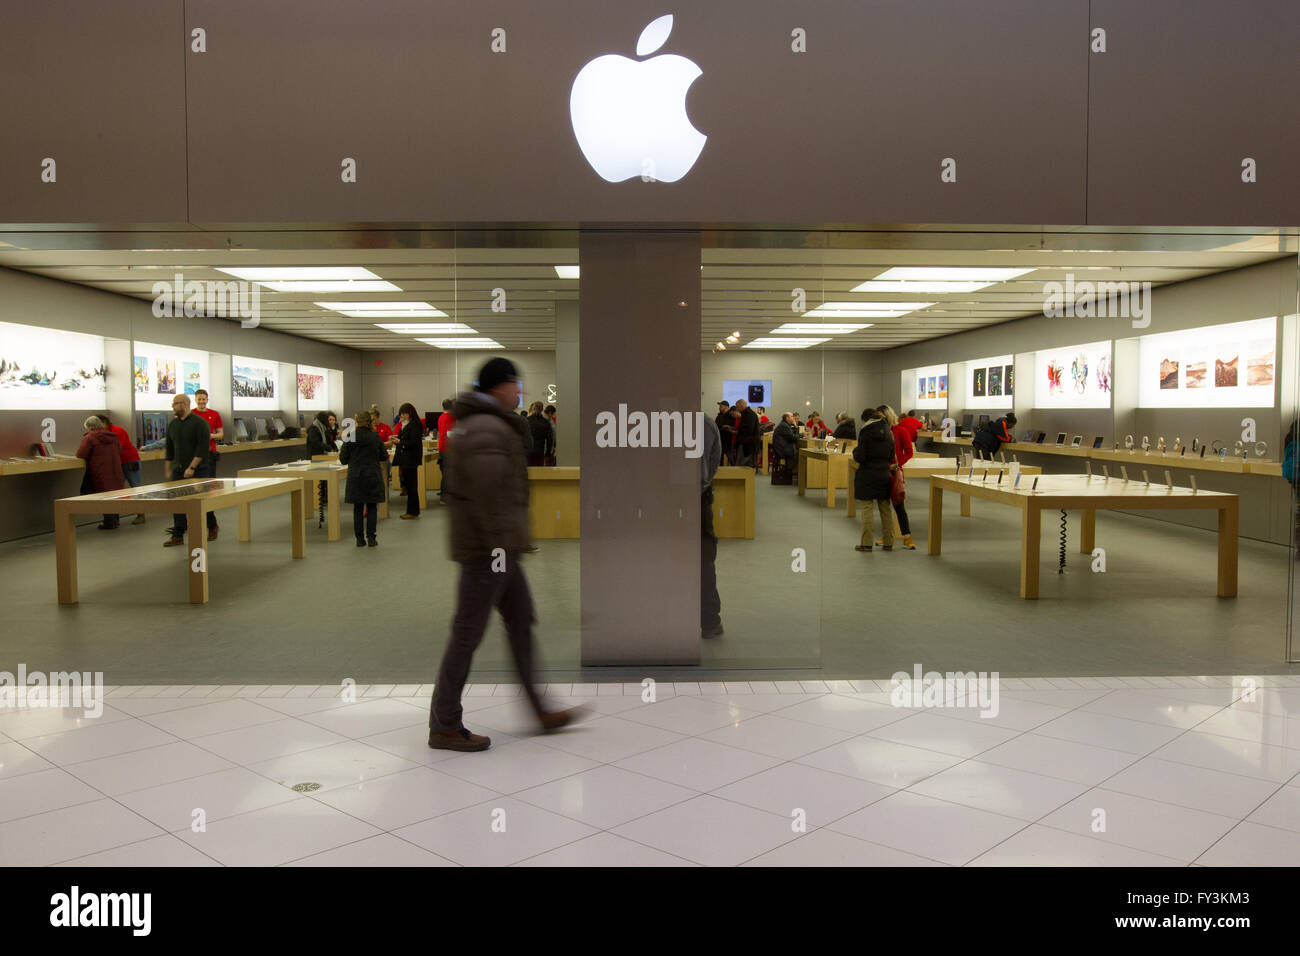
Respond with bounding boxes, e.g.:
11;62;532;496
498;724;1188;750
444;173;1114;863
701;413;723;638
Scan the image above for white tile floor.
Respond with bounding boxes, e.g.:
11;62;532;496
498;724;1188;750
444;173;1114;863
2;676;1299;866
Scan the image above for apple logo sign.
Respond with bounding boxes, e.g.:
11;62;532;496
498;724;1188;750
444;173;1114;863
569;15;706;183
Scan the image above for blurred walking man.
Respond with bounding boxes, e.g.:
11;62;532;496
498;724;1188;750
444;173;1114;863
427;358;581;752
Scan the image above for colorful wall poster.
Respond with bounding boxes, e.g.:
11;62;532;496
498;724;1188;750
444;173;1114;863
1137;316;1277;408
1034;340;1111;409
156;360;177;395
904;364;948;410
0;321;108;410
183;361;201;395
133;357;149;393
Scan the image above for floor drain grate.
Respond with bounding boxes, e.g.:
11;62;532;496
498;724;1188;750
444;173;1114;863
291;782;322;792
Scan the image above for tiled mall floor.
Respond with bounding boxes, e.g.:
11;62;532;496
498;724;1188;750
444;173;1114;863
2;676;1299;867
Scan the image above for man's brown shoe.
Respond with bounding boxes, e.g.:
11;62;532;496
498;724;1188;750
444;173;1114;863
428;727;491;752
538;706;588;733
163;537;185;548
208;527;218;540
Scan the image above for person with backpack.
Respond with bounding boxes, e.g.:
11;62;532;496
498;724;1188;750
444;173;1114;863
852;408;897;552
971;412;1017;460
339;410;387;548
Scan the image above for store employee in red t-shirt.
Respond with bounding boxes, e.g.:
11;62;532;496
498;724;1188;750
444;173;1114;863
191;388;223;536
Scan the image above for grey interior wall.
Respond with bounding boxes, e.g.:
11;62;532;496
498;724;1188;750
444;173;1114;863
0;266;363;541
701;350;881;421
883;258;1299;542
360;349;556;423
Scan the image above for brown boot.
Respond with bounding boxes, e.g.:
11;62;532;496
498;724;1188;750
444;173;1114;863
428;727;491;752
538;706;588;733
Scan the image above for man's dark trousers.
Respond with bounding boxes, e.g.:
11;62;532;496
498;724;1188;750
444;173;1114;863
429;552;544;733
701;486;721;631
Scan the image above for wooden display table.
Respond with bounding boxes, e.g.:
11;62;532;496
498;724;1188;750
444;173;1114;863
54;477;305;605
798;448;853;508
846;458;1042;517
528;466;579;538
928;473;1238;600
236;462;355;541
712;466;755;539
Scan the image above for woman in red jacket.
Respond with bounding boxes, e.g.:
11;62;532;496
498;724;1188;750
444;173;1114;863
874;404;916;550
98;411;146;524
76;416;126;530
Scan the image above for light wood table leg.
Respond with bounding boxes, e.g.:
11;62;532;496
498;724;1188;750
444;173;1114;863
418;461;428;506
825;472;836;508
238;502;252;542
1020;504;1041;599
1080;508;1096;554
1218;500;1238;597
55;505;78;605
927;482;942;555
187;502;209;604
798;453;807;496
303;479;313;517
326;476;341;541
290;487;306;558
960;492;971;517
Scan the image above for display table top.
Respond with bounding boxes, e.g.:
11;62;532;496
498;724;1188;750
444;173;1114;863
237;461;347;477
56;477;299;513
932;472;1235;509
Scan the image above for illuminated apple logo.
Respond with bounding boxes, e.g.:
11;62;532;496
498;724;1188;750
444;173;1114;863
569;14;706;183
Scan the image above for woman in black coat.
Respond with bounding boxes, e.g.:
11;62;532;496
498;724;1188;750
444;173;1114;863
852;409;897;551
391;402;424;518
340;410;388;547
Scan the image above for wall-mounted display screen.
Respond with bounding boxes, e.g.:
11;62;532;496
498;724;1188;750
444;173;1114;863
232;356;283;411
0;321;107;410
965;355;1013;409
133;341;211;411
1137;317;1276;409
906;364;948;410
1033;340;1112;409
722;379;772;409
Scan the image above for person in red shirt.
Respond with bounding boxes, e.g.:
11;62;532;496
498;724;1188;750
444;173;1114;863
98;411;146;524
191;388;223;538
437;399;456;501
805;411;829;438
898;413;924;445
757;407;770;425
874;404;916;550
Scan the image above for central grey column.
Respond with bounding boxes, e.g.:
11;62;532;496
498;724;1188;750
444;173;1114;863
579;230;700;666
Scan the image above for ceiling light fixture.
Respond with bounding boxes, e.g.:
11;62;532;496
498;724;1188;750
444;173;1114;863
742;337;830;349
554;266;580;279
373;323;473;334
771;323;873;334
416;337;503;349
802;302;934;318
317;301;448;318
851;267;1034;293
